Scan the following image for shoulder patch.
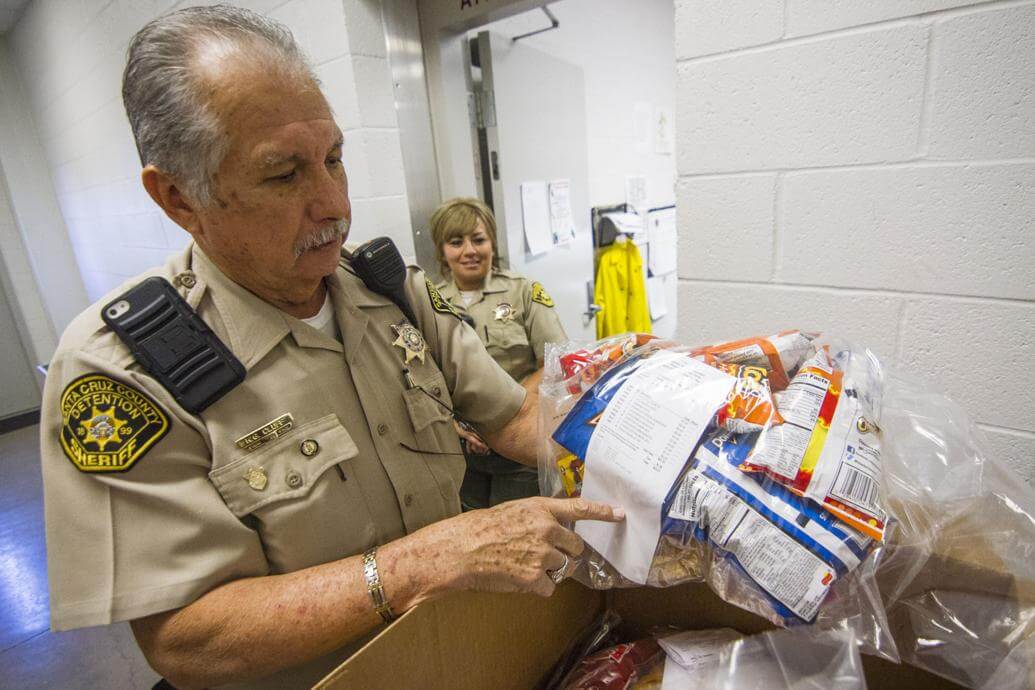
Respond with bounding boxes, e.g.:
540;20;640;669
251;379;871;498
426;279;462;320
59;373;170;473
530;282;555;308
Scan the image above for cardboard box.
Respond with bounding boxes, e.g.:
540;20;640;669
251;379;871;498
316;580;967;689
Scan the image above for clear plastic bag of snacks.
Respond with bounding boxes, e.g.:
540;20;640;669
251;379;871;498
538;330;1035;687
659;624;866;690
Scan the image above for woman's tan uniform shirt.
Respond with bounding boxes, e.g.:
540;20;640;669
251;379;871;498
40;244;525;687
437;270;567;383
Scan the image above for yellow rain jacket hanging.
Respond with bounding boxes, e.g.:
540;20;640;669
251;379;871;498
594;238;651;338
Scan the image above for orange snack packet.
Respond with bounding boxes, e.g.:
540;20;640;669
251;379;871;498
713;363;784;434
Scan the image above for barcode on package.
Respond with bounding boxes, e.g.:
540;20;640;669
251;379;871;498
832;466;879;512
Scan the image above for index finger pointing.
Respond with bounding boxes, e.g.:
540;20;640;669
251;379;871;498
545;497;625;524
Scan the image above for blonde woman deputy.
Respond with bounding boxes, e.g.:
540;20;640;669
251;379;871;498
431;197;568;509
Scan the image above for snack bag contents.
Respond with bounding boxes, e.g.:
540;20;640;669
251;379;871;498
691;330;815;391
557;452;585;497
664;433;873;622
558;333;659;395
560;639;664;690
711;363;783;434
738;351;886;540
541;329;885;626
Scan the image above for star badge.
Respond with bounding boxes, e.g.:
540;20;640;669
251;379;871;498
493;302;515;323
392;323;427;365
80;405;128;451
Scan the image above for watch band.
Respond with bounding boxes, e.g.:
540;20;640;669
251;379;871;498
362;547;395;624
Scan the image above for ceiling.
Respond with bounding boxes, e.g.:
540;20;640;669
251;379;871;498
0;0;31;35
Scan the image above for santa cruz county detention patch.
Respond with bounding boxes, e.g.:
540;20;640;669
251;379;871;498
59;373;170;473
530;282;555;308
426;279;462;319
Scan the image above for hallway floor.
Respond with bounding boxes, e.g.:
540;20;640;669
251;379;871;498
0;425;158;688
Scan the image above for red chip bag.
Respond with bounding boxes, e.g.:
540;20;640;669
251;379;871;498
561;639;664;690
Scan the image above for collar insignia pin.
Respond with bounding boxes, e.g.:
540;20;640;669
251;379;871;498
243;466;268;491
391;323;427;365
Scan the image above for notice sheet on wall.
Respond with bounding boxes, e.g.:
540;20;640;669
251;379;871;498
520;181;552;256
548;179;575;245
647;207;677;276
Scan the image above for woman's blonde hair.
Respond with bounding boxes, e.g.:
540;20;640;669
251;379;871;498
429;197;500;276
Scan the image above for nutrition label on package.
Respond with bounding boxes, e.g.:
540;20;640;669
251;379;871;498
669;467;834;621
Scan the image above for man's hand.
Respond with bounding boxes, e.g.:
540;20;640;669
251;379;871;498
379;497;625;604
454;419;490;455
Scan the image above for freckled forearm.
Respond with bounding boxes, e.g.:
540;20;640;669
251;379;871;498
133;532;459;688
134;556;381;687
484;391;540;467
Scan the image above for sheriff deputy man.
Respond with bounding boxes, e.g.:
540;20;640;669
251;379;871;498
39;7;623;690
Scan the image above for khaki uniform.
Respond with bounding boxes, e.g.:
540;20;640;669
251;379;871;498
40;243;525;689
437;270;567;383
437;271;567;508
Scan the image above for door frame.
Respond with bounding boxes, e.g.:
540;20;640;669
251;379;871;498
383;0;557;278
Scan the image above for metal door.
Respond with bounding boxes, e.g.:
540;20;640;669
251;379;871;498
473;31;595;340
0;279;40;419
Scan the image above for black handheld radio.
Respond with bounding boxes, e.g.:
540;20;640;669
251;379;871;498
348;236;419;326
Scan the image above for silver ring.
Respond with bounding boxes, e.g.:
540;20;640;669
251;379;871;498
547;554;569;584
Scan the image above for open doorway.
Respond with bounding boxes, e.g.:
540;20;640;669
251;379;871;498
418;0;678;340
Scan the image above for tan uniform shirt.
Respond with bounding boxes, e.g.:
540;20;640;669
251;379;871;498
40;243;525;688
437;270;567;382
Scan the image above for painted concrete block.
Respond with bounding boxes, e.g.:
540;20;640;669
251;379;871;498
160;214;190;250
898;297;1035;430
928;4;1035;159
361;129;407;198
342;0;387;58
779;163;1035;300
676;25;926;173
675;282;902;362
352;56;397;128
786;0;995;36
271;0;349;66
981;426;1035;486
120;212;167;249
317;55;361;129
676;174;776;281
349;195;414;256
342;130;371;199
674;0;783;59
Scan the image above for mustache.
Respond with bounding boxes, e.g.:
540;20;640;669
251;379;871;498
293;217;350;259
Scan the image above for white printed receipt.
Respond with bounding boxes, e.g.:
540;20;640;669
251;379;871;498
577;352;736;584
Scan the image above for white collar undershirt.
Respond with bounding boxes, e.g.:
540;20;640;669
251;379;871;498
300;293;340;341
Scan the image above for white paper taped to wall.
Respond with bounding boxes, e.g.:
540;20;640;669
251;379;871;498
654;106;674;155
647;207;677;276
520;181;552;256
625;175;648;212
548;179;575;245
648;275;668;320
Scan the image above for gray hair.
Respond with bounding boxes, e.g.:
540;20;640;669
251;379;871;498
122;5;318;205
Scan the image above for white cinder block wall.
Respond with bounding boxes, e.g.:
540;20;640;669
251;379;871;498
673;0;1035;482
6;0;413;305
